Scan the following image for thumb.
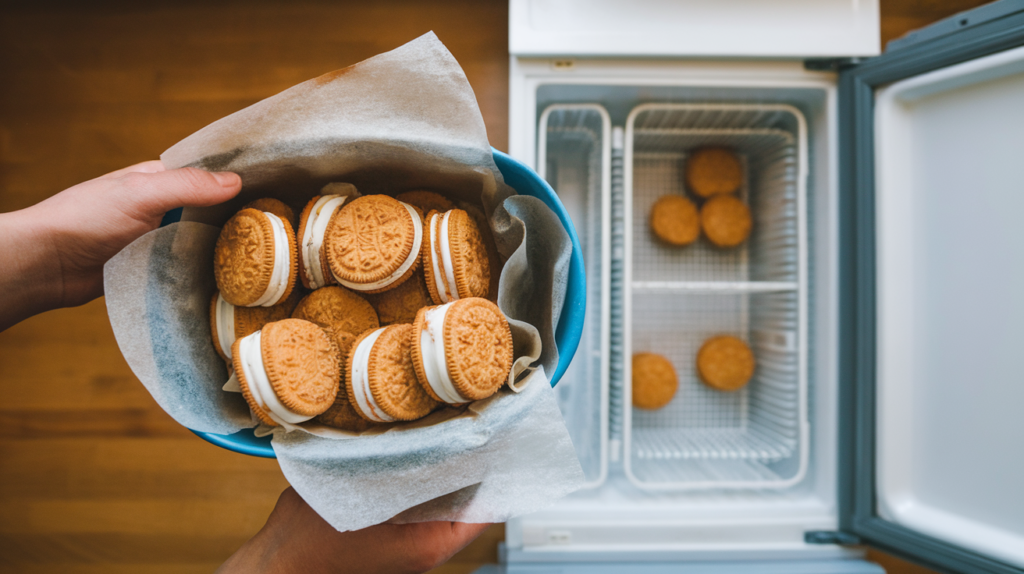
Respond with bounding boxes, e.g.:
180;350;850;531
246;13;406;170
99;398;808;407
117;167;242;220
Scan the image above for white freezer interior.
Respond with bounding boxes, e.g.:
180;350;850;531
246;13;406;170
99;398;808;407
875;44;1024;568
507;60;843;555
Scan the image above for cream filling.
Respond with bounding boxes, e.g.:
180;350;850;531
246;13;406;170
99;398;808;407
437;211;460;301
419;303;467;404
251;212;291;307
350;328;397;422
301;195;347;289
237;331;313;426
428;213;449;303
215;293;236;359
334;202;422;292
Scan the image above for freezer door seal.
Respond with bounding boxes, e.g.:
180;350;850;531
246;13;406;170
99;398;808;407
838;2;1024;573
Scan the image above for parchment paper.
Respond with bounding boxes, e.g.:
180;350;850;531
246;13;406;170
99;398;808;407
103;32;584;531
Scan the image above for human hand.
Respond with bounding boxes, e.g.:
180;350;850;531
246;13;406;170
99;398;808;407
218;487;491;574
0;161;241;331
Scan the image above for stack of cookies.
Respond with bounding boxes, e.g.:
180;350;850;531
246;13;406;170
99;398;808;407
649;147;753;249
210;187;513;431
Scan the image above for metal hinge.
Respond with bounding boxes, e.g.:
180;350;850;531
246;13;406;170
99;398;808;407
803;58;864;72
805;530;862;546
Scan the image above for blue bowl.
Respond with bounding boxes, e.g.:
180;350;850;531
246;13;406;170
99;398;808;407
176;149;586;458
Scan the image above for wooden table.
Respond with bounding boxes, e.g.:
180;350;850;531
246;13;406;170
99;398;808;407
0;1;989;572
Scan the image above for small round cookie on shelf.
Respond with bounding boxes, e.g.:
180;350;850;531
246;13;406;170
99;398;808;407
684;147;743;198
701;195;752;248
649;194;700;247
632;352;678;410
696;335;756;392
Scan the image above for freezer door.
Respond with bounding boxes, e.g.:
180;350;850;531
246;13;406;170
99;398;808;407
509;0;879;58
839;2;1024;573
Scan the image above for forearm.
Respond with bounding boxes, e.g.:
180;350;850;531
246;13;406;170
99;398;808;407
0;209;63;331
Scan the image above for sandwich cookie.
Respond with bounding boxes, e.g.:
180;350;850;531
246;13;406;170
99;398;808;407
314;331;379;431
366;270;433;326
395;190;454;215
347;324;438;422
243;198;295;227
410;297;513;404
209;289;301;362
297;193;353;289
422;209;490;305
324;195;422;294
230;318;340;428
214;207;298;307
291;286;379;345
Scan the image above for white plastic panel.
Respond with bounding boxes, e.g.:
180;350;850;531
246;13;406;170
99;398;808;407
538;105;611;488
875;45;1024;568
509;0;880;59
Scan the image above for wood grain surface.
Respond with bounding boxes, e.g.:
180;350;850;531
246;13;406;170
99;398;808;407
0;1;989;572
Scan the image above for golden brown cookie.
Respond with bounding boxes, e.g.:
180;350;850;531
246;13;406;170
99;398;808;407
395;190;455;214
422;209;490;305
462;203;502;303
243;198;295;227
697;336;756;392
314;331;378;432
324;195;422;294
650;195;700;246
347;325;439;422
291;286;379;341
632;353;678;409
701;195;752;248
214;207;298;307
297;195;344;289
366;269;433;325
411;298;513;404
210;289;302;362
685;147;743;198
232;318;339;427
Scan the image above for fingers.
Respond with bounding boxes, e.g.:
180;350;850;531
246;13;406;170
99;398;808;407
448;521;492;546
116;167;242;222
95;160;166;180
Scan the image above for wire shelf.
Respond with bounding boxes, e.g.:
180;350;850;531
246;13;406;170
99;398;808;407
624;103;809;490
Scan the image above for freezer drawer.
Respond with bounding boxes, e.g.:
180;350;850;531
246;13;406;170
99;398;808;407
623;103;809;490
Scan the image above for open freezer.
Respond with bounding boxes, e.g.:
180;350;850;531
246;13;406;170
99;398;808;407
501;1;1024;573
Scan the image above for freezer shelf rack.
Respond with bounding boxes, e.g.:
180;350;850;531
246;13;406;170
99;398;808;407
537;104;612;489
630;130;799;284
623;103;809;490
